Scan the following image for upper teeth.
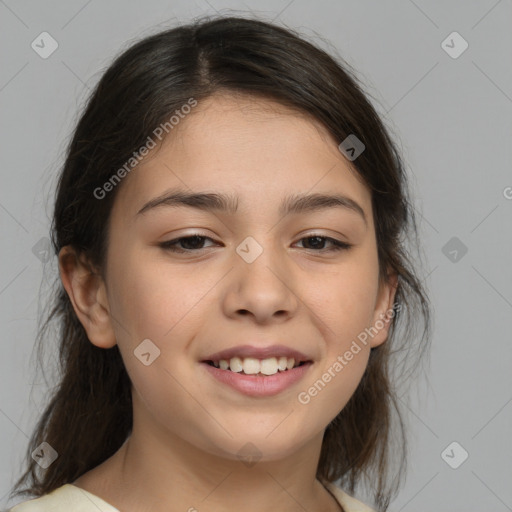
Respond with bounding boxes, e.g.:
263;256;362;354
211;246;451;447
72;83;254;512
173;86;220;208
214;356;299;375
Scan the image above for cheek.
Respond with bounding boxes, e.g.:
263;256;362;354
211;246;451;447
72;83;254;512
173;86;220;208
296;297;373;427
297;352;369;437
307;257;379;346
108;247;203;340
106;250;211;424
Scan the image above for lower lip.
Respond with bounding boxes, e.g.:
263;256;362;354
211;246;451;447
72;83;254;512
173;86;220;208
201;362;313;397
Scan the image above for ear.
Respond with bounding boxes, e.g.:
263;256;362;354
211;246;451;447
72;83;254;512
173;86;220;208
368;271;399;349
58;245;117;349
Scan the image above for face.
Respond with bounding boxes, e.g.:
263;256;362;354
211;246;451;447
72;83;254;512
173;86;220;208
73;93;396;463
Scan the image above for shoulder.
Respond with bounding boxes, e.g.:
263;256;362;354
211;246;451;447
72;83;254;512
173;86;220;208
8;484;120;512
324;481;376;512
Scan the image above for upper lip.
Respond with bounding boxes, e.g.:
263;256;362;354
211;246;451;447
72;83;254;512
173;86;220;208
202;344;312;363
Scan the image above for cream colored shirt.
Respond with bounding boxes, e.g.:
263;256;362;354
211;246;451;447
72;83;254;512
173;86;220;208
8;481;375;512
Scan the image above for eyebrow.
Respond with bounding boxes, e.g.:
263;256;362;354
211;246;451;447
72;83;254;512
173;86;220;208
136;189;367;226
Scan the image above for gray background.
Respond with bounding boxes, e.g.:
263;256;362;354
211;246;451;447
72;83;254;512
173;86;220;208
1;1;511;510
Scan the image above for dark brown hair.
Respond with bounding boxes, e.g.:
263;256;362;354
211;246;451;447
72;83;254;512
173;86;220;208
10;14;431;511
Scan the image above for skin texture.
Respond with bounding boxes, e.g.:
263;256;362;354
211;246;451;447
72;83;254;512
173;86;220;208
59;93;397;512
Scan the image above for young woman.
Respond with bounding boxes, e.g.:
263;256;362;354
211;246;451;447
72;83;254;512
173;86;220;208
7;15;431;512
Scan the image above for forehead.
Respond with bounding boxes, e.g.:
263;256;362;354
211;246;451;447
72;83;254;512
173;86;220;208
169;92;341;155
112;92;371;221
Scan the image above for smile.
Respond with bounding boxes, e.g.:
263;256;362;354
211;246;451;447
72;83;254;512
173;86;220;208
201;360;313;397
206;356;305;376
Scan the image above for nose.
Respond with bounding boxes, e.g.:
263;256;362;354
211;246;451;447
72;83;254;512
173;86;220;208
222;242;299;324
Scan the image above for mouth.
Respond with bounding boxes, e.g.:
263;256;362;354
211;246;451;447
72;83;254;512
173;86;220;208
202;357;310;377
200;352;313;397
199;344;314;396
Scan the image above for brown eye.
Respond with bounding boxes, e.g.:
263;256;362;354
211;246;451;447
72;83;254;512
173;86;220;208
295;235;352;252
159;235;217;253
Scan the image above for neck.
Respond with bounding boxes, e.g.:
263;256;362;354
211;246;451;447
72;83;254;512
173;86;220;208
75;423;341;512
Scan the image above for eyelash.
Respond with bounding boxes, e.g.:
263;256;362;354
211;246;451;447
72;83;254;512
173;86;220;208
158;234;352;254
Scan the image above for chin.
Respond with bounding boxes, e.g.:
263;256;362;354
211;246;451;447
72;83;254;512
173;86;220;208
197;431;309;464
